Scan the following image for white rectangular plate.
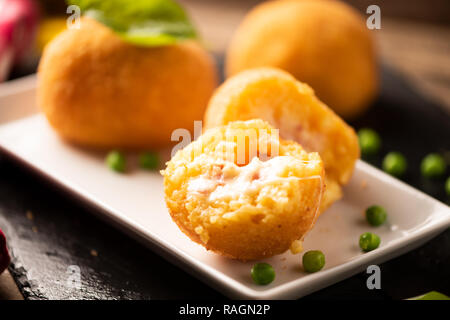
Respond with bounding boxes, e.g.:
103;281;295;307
1;76;449;299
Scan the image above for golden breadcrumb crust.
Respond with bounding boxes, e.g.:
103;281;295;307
226;0;378;118
162;119;324;261
204;67;360;211
38;17;217;149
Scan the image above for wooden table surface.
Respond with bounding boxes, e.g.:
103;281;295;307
1;0;449;299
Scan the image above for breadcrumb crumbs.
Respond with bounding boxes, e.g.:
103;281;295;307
290;240;303;254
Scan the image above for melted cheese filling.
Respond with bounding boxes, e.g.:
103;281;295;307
187;156;319;202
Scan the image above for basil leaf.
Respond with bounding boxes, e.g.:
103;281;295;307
67;0;197;46
407;291;450;300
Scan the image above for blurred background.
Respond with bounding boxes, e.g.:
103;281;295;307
180;0;450;112
2;0;450;111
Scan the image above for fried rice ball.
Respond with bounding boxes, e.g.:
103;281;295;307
226;0;378;118
204;68;360;211
162;119;324;261
38;17;217;149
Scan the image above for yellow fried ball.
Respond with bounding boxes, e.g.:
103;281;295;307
162;119;324;261
38;17;217;149
204;67;360;211
36;18;67;53
226;0;378;118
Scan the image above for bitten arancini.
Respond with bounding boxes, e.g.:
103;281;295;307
204;68;360;212
226;0;378;118
38;17;217;149
162;120;324;261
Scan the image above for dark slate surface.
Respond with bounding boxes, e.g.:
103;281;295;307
0;65;449;300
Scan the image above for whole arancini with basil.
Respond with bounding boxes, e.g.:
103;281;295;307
38;17;217;149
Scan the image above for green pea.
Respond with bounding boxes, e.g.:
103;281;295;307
446;177;450;196
139;151;159;170
358;128;381;156
359;232;380;252
365;205;387;226
382;152;407;177
421;153;446;178
302;250;325;273
106;150;126;172
251;263;275;285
